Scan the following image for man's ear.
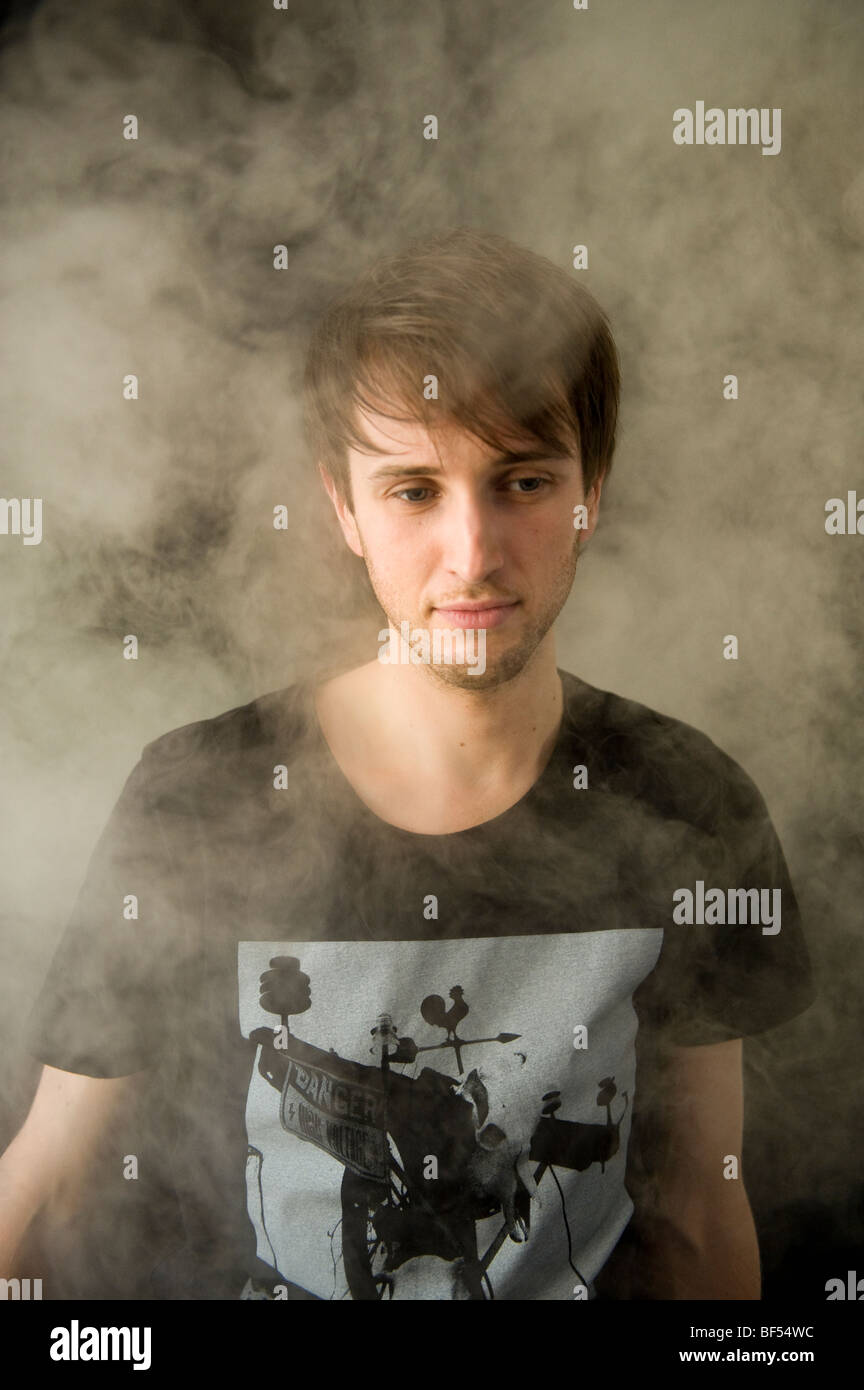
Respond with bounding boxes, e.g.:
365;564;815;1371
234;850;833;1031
319;463;363;558
582;469;605;543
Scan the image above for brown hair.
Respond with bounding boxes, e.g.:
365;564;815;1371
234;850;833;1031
303;226;620;505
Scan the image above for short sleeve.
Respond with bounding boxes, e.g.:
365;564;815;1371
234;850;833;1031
22;752;186;1078
633;760;817;1047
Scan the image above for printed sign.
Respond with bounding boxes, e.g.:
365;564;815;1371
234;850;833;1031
280;1058;389;1181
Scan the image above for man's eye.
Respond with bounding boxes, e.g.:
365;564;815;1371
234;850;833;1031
506;476;550;494
390;476;552;503
393;486;434;503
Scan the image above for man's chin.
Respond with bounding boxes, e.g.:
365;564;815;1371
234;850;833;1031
421;644;538;693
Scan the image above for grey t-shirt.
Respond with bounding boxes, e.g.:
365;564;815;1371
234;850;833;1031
23;670;816;1300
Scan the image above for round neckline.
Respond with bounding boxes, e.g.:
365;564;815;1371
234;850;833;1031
297;668;579;843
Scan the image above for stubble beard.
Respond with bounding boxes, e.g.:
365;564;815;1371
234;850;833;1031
363;534;583;693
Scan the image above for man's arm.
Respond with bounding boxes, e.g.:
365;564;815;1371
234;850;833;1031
0;1063;142;1276
597;1037;761;1299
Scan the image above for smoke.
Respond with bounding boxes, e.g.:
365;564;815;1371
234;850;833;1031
1;0;862;1298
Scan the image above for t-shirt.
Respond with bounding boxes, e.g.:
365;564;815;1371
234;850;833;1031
23;669;816;1301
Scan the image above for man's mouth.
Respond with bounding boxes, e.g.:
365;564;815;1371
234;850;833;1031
432;600;520;629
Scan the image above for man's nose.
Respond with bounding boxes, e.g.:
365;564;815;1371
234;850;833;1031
442;492;505;583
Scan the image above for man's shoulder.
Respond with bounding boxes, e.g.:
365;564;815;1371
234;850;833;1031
137;682;309;805
561;670;769;833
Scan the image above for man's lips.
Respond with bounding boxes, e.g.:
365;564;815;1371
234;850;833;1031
431;600;520;629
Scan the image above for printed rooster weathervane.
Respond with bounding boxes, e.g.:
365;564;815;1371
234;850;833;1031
375;984;522;1075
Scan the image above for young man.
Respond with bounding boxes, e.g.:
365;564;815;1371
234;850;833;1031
1;228;814;1301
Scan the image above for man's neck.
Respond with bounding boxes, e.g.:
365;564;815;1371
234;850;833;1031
313;636;565;834
368;640;563;788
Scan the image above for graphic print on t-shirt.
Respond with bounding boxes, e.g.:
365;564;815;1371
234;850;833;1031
238;930;662;1300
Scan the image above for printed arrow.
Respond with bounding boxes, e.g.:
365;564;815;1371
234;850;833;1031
413;1031;522;1075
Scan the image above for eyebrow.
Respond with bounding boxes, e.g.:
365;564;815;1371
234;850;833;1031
365;449;568;482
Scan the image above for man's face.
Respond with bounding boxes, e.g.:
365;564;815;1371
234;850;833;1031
322;404;602;691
